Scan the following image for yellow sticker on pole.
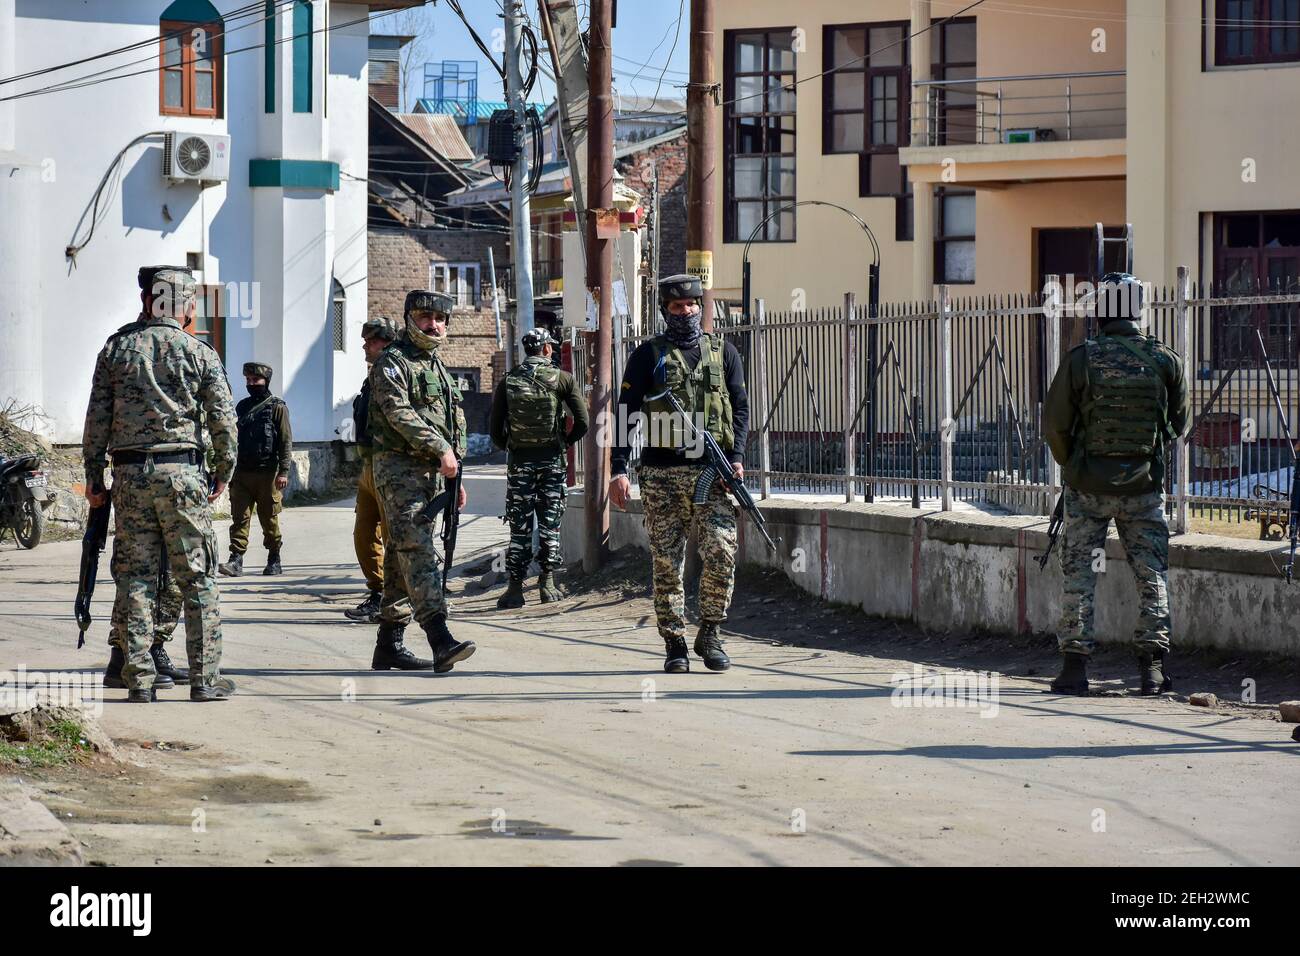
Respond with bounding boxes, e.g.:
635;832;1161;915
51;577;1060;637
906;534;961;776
686;250;713;290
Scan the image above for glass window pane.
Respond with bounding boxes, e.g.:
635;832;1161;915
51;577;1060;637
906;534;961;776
1224;214;1258;247
768;158;796;197
944;240;976;282
868;152;902;195
736;201;762;241
946;21;977;62
832;72;864;111
943;193;976;235
1263;213;1300;247
777;127;797;154
735;75;762;114
164;69;183;107
767;208;795;241
736;34;764;73
769;31;795;72
192;28;211;62
734;157;763;197
833;28;866;66
869;27;904;67
195;73;214;110
735;117;763;153
832;113;864;151
767;78;795;114
943;65;976;107
163;34;182;68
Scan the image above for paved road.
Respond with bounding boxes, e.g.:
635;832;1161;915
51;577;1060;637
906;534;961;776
1;463;1296;866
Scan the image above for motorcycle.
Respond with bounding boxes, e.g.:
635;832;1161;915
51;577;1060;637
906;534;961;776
0;452;52;549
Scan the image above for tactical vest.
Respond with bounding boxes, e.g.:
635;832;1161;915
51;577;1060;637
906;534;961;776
1081;333;1169;458
368;339;462;456
236;396;282;470
353;382;372;455
504;359;564;450
642;333;734;452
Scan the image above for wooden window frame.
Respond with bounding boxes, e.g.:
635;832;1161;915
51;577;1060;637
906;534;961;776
189;284;226;361
934;188;976;285
159;20;224;118
930;17;978;146
822;22;911;161
1214;0;1300;66
723;28;797;244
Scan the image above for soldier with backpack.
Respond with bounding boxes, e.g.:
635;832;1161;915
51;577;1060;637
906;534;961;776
489;327;589;608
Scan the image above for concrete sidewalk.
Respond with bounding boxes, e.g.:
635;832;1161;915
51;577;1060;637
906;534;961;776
0;464;1296;866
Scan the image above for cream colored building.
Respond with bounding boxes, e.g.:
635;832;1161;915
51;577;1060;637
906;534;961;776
711;0;1300;310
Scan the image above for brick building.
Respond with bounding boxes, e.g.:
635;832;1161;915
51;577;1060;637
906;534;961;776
616;126;688;278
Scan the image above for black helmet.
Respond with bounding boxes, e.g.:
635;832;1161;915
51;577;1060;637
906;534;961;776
658;274;703;306
1095;272;1144;323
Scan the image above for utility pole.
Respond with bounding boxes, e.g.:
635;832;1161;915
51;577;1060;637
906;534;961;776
504;1;534;347
686;0;717;330
583;0;614;572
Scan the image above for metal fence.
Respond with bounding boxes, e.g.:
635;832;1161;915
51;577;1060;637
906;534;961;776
565;269;1300;537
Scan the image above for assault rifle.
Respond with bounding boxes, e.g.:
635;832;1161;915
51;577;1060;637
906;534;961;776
415;456;463;591
1036;493;1065;571
644;389;779;553
75;487;111;649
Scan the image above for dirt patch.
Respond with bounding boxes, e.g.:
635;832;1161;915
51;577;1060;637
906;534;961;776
559;552;1300;719
0;703;116;768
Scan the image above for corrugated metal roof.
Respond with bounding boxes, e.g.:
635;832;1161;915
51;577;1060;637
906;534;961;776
415;98;549;121
396;113;476;162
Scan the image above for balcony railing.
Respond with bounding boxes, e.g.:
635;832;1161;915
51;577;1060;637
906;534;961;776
910;70;1125;148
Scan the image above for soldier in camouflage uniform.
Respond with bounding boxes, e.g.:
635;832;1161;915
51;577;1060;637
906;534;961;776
103;546;186;690
83;266;238;703
1044;272;1190;696
490;327;589;608
366;290;476;673
610;275;750;673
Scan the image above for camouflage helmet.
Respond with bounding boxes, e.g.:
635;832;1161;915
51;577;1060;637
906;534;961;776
242;362;274;383
138;264;191;290
521;327;555;353
403;290;455;321
361;316;399;341
148;268;198;319
1095;272;1145;323
658;273;703;306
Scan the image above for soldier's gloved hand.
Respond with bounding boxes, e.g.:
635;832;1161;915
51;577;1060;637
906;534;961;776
437;448;459;478
207;479;227;503
609;475;630;510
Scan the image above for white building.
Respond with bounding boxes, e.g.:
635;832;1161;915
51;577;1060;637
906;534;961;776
0;0;421;445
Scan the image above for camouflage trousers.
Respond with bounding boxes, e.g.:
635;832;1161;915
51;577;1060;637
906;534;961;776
638;464;738;642
1058;486;1171;657
109;543;181;649
373;451;448;626
109;462;223;689
504;455;567;578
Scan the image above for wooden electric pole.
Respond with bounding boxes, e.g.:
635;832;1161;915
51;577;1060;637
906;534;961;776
686;0;717;330
583;0;615;572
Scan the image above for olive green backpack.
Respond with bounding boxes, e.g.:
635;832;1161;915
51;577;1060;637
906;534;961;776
504;362;564;449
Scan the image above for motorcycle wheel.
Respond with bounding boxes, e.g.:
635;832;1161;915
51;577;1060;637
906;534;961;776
12;497;44;549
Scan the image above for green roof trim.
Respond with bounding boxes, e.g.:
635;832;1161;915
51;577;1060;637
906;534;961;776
249;159;339;192
160;0;222;22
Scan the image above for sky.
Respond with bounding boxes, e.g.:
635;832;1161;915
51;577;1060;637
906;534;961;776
373;0;692;109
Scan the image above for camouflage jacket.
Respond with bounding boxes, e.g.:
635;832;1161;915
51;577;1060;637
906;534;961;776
82;314;237;488
367;332;467;461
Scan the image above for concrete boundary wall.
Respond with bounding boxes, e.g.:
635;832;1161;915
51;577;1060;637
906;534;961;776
561;490;1300;657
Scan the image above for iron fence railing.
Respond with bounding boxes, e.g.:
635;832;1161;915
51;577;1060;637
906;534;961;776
564;271;1300;537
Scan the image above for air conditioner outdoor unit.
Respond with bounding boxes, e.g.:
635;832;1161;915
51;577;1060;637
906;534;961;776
162;132;231;183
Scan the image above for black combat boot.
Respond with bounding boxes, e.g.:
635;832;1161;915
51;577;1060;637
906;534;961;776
371;622;434;671
496;576;525;609
104;645;174;690
190;677;237;702
150;641;189;685
1137;649;1173;696
127;687;157;703
664;636;690;673
218;552;244;577
423;615;476;673
345;590;382;622
263;549;283;576
537;571;561;604
1049;652;1089;695
694;623;731;672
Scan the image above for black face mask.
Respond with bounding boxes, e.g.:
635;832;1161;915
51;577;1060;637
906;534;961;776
247;384;270;400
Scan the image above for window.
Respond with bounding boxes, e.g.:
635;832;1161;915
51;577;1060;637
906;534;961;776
293;1;313;113
532;211;565;289
724;29;796;243
1212;211;1300;366
1216;0;1300;66
191;285;225;361
331;279;346;351
432;262;481;308
159;19;223;117
934;189;975;283
925;17;977;146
